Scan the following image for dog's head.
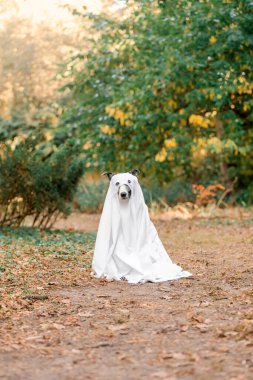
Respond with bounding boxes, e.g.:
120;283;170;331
103;169;139;201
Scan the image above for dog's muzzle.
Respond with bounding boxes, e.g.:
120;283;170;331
119;184;131;200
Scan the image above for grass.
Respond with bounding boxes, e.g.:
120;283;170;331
0;227;96;253
0;227;96;309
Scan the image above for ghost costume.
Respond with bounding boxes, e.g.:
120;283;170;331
92;172;191;284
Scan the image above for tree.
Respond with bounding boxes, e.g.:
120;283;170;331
62;0;253;201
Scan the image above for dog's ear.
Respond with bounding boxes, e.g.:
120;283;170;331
129;169;140;177
102;172;114;181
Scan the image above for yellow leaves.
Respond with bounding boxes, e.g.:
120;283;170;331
243;103;250;112
12;196;23;203
238;76;246;84
209;91;215;100
105;106;132;126
191;137;239;165
189;114;210;128
209;36;217;44
155;138;177;162
237;82;253;95
207;137;223;154
208;137;238;154
175;87;185;94
100;125;115;135
44;132;53;141
230;23;237;29
241;64;250;71
83;141;92;150
164;138;177;149
155;147;167;162
191;138;207;164
167;99;177;108
105;106;115;117
105;106;125;125
114;109;125;126
207;137;237;154
8;135;26;150
205;110;217;118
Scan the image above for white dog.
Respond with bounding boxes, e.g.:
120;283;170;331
92;170;191;283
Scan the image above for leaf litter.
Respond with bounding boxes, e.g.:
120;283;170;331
0;218;253;379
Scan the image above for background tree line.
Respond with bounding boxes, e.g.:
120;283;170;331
0;0;252;226
63;0;253;204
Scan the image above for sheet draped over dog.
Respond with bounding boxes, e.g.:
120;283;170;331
92;172;191;283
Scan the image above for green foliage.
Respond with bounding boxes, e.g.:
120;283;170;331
0;135;84;227
0;227;95;293
0;115;58;142
74;180;107;213
0;227;95;256
61;0;253;201
74;178;195;213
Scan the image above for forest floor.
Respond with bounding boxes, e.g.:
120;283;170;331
0;212;253;380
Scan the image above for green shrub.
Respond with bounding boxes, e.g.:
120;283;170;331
0;135;84;227
74;178;196;213
74;180;107;213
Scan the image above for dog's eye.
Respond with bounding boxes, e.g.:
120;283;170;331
115;182;120;186
128;180;131;184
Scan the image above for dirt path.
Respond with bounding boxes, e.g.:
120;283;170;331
1;217;253;380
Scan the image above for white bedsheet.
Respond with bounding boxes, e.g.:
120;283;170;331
92;172;191;283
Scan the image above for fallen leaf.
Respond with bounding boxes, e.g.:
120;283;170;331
158;287;171;292
78;311;94;318
160;295;172;300
107;324;129;332
191;314;205;323
52;323;66;330
180;324;189;332
195;323;208;333
61;299;71;304
92;342;112;348
25;335;43;341
152;371;172;379
24;294;48;301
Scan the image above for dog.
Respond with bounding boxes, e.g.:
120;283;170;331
103;169;139;200
93;169;192;283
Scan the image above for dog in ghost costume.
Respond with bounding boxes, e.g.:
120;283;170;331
92;170;192;284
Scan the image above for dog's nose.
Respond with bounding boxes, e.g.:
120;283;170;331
121;192;127;198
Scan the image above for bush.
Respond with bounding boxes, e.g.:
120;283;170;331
60;0;253;201
0;135;84;227
74;180;107;213
74;178;196;213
